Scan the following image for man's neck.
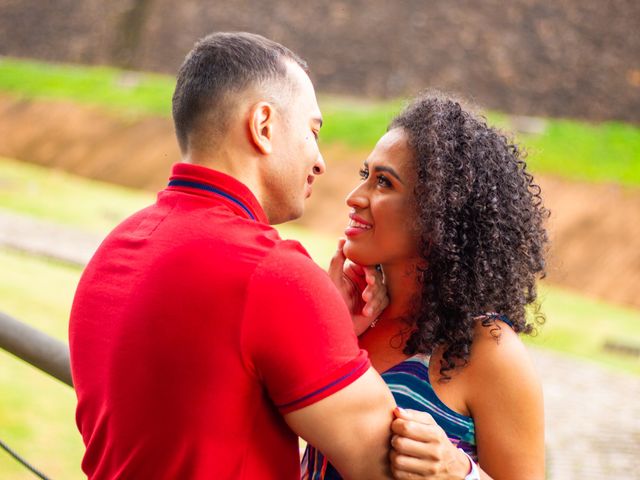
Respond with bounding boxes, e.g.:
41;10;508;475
181;149;265;211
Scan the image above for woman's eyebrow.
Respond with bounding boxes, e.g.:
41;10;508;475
373;165;404;184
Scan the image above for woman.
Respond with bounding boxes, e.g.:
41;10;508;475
305;94;548;479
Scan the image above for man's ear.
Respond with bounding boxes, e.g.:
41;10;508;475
248;101;275;155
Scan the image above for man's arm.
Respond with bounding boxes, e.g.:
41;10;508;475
243;242;395;479
285;367;395;480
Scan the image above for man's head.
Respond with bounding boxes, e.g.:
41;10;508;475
172;32;325;224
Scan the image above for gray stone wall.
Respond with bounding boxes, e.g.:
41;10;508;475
1;0;638;122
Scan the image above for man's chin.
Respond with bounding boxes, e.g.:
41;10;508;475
269;205;304;225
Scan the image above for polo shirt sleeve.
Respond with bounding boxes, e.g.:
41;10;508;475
241;240;370;414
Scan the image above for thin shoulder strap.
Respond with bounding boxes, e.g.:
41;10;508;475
476;312;515;330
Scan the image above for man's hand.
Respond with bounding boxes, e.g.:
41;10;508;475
328;238;389;336
390;408;472;479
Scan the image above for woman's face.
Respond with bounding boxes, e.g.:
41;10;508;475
344;128;420;267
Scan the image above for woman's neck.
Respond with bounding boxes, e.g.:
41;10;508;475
358;259;421;372
381;261;420;320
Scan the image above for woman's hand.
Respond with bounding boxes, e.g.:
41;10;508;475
328;238;388;335
390;408;471;479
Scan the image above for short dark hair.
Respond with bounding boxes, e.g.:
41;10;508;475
172;32;308;153
390;93;549;379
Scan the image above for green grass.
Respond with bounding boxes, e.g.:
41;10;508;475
521;120;640;186
2;57;640;185
0;57;174;117
0;157;153;478
318;96;403;148
0;249;84;479
0;157;153;233
526;286;640;375
0;156;329;255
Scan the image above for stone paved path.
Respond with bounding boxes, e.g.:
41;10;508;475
530;348;640;479
1;210;639;478
0;210;102;265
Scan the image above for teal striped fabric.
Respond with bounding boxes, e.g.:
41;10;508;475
383;355;477;459
302;354;477;479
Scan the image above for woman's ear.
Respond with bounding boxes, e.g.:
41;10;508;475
248;101;274;155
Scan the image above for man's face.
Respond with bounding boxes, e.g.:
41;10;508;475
261;61;325;225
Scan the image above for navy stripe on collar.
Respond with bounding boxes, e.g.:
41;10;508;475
168;179;256;220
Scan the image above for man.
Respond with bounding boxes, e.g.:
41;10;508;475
69;32;396;479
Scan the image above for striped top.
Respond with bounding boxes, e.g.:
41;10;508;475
302;355;477;479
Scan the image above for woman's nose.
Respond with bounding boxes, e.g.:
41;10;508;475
346;182;369;209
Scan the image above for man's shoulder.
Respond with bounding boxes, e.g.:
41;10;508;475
215;221;314;270
247;239;343;310
256;238;322;278
265;238;312;261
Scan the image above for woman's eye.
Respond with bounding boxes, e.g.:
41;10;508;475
377;175;392;187
359;168;369;180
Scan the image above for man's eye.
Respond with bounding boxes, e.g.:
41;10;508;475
359;168;369;180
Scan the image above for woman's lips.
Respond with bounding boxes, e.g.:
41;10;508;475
345;214;372;237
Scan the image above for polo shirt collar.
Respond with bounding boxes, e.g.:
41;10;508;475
167;162;269;224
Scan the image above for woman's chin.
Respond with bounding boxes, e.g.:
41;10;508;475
344;241;377;266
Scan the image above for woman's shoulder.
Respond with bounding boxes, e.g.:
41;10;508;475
465;315;540;393
471;314;525;353
463;315;545;476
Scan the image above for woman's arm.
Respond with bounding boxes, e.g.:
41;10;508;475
466;326;545;479
390;326;545;479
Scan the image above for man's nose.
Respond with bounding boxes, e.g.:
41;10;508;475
312;152;326;175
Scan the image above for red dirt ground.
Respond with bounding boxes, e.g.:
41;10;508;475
1;95;639;309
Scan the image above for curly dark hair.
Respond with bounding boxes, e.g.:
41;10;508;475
389;93;549;379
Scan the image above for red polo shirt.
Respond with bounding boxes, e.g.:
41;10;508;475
69;163;369;479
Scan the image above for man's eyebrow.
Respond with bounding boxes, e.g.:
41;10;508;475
373;164;404;184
